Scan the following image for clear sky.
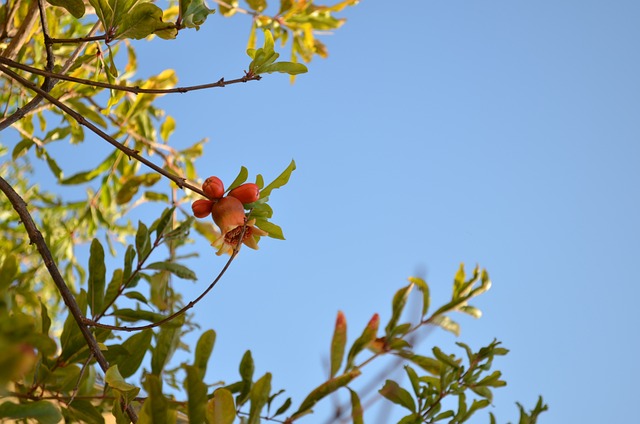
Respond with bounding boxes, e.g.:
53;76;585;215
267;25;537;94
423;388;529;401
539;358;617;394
7;0;640;422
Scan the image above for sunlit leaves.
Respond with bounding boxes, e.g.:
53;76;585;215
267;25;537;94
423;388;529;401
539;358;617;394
180;0;215;30
0;400;63;424
116;173;161;205
379;380;416;412
184;365;208;424
207;389;236;424
248;373;272;424
145;261;196;280
260;159;296;199
289;369;361;420
88;238;106;317
345;313;379;370
248;31;308;76
46;0;85;18
330;311;347;378
115;3;177;40
105;365;141;405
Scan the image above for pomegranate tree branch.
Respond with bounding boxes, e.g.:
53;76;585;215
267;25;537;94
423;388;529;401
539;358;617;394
0;63;208;198
0;17;99;131
83;224;247;332
0;176;139;423
0;55;261;94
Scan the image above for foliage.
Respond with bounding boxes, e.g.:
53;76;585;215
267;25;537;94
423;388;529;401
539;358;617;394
0;0;547;423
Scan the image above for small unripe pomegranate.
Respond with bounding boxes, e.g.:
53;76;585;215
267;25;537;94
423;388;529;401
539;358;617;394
228;183;260;204
202;176;225;199
211;196;245;233
192;199;214;218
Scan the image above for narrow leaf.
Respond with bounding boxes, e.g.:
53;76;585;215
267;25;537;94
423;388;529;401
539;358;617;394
290;369;361;420
379;380;416;412
88;238;106;317
349;389;363;424
330;311;347;378
145;261;196;280
206;388;235;424
260;160;296;198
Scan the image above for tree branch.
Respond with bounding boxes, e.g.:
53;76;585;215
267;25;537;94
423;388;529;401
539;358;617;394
83;223;247;332
0;19;99;131
0;56;261;94
0;63;208;197
1;0;38;60
0;176;139;423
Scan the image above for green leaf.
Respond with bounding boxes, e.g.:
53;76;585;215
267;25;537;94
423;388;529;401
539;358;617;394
330;311;347;378
139;374;169;424
345;313;379;370
379;380;416;412
151;319;184;375
112;308;165;323
115;2;176;40
245;0;266;12
145;261;197;280
432;347;461;369
349;389;363;424
162;216;194;241
206;388;236;424
45;0;85;18
152;207;175;238
194;329;216;378
0;254;18;290
227;166;249;192
11;138;34;160
135;221;151;260
290;370;361;420
237;350;254;405
254;218;285;240
460;305;482;318
88;238;106;317
60;151;116;184
160;116;175;141
259;62;308;75
184;365;208;424
40;300;52;335
260;159;296;198
385;284;412;337
408;276;430;317
430;315;460;336
404;366;421;397
124;290;147;303
116;173;161;204
396;352;442;375
0;400;62;424
273;397;292;417
117;329;153;378
104;268;124;315
65;399;105;424
59;290;88;362
248;373;272;424
462;399;491;421
105;365;140;405
180;0;215;29
44;151;63;180
470;386;493;401
217;0;238;16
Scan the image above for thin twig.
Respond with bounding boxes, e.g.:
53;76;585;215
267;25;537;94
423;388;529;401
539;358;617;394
84;221;248;332
0;20;99;131
49;34;108;44
0;56;261;94
0;63;207;197
0;176;139;423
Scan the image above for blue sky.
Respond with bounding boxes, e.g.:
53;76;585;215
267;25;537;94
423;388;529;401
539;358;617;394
5;0;640;422
138;1;638;422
